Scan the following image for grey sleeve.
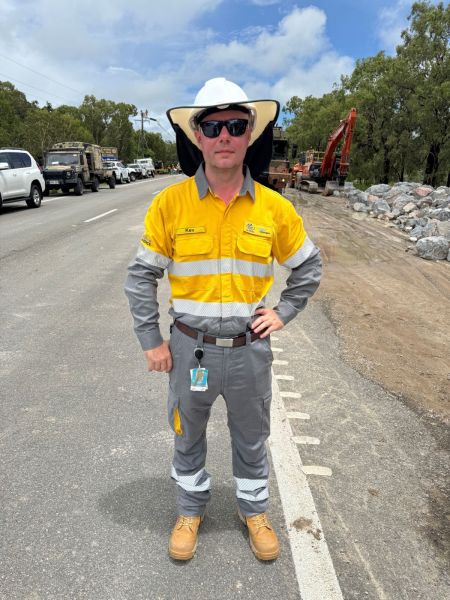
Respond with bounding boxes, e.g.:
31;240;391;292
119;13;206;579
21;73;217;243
124;258;165;351
273;247;322;325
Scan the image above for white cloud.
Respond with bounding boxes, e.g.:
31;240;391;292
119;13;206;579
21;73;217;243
270;52;355;104
0;2;355;134
376;0;416;54
180;6;353;106
202;6;328;75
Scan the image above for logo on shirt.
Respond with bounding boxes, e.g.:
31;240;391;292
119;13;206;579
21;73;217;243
141;236;152;247
244;222;272;238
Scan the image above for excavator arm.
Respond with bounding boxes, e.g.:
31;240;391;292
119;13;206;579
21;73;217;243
320;108;357;179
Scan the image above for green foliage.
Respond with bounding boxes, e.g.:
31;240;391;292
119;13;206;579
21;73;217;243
20;110;93;162
0;84;175;165
285;1;450;186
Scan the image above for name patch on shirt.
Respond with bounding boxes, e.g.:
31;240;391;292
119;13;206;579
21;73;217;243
244;222;272;238
176;226;206;235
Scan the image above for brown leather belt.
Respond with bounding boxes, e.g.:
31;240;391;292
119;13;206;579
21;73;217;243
174;320;262;347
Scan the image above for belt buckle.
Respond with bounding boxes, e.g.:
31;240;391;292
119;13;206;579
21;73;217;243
216;337;234;348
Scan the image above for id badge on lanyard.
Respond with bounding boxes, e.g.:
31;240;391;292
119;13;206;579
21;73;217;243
190;344;208;391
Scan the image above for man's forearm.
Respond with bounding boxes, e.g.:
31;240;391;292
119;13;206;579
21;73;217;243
124;259;165;350
274;248;322;325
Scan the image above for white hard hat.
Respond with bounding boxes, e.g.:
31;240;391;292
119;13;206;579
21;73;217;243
166;77;280;177
167;77;279;149
193;77;249;107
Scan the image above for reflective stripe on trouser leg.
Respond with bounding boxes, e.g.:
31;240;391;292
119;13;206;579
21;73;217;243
168;324;222;516
234;477;269;503
223;335;273;516
172;429;212;517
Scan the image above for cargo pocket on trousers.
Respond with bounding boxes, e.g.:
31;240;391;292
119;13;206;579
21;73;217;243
262;393;272;436
168;387;183;436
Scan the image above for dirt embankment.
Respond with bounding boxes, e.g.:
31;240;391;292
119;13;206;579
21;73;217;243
294;192;450;423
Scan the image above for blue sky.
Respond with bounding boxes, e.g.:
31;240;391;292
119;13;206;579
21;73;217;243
0;0;436;137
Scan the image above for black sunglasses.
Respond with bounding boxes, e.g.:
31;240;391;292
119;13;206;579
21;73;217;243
199;118;249;138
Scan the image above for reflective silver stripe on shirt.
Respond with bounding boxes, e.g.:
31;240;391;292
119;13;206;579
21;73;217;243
282;236;316;269
136;244;172;269
168;257;273;278
171;299;261;318
171;465;211;492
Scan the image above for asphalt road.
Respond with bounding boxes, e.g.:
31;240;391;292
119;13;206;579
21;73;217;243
1;179;448;600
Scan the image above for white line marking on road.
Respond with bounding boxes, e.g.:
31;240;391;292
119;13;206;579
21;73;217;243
293;436;321;445
84;209;117;223
275;375;294;381
287;412;310;420
302;465;333;477
273;359;288;365
271;336;279;341
42;195;69;202
270;376;343;600
152;190;162;195
272;347;283;352
280;391;302;398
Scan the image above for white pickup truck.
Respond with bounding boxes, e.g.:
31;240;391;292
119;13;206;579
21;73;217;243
135;158;156;178
103;160;131;184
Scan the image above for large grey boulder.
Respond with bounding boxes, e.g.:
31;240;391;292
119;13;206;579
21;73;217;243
353;202;369;212
409;225;425;240
431;188;450;205
366;183;391;196
429;208;450;221
416;236;449;260
422;220;440;237
436;221;450;241
347;190;369;205
392;194;415;212
372;199;390;215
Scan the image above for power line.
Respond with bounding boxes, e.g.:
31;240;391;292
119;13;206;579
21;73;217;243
151;118;175;140
0;53;84;97
0;71;78;104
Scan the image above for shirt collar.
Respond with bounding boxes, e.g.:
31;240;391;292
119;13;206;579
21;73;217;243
194;163;255;201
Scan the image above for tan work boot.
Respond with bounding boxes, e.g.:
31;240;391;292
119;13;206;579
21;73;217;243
239;511;280;561
168;515;204;560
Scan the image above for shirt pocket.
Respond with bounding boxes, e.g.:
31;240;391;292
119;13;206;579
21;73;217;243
236;232;272;259
174;233;213;258
235;233;273;293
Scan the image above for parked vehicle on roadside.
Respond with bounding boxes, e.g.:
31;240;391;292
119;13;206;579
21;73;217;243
126;163;145;179
135;158;156;177
102;160;130;184
43;142;115;196
0;148;45;209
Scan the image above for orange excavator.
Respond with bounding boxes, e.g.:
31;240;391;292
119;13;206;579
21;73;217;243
292;107;357;195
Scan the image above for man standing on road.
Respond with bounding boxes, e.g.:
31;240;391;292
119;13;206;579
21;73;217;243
125;78;322;561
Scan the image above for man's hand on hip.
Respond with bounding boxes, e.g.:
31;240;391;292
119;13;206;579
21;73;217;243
144;341;173;373
251;308;284;338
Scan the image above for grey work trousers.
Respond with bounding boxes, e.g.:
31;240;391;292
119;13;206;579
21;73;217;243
167;323;273;517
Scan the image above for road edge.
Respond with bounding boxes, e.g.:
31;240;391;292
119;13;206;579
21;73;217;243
269;372;344;600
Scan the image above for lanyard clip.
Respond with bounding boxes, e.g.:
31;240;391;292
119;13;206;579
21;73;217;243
194;347;204;362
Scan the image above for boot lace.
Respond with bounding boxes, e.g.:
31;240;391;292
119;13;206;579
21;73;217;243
251;513;272;530
176;516;197;530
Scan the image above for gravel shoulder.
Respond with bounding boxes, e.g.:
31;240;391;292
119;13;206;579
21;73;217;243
290;190;450;423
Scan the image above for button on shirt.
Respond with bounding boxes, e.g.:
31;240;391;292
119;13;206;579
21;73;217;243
125;165;322;350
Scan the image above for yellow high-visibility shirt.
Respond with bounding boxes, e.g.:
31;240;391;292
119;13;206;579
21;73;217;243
137;168;316;321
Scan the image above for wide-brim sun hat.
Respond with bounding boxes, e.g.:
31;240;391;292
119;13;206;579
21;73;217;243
167;77;280;177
